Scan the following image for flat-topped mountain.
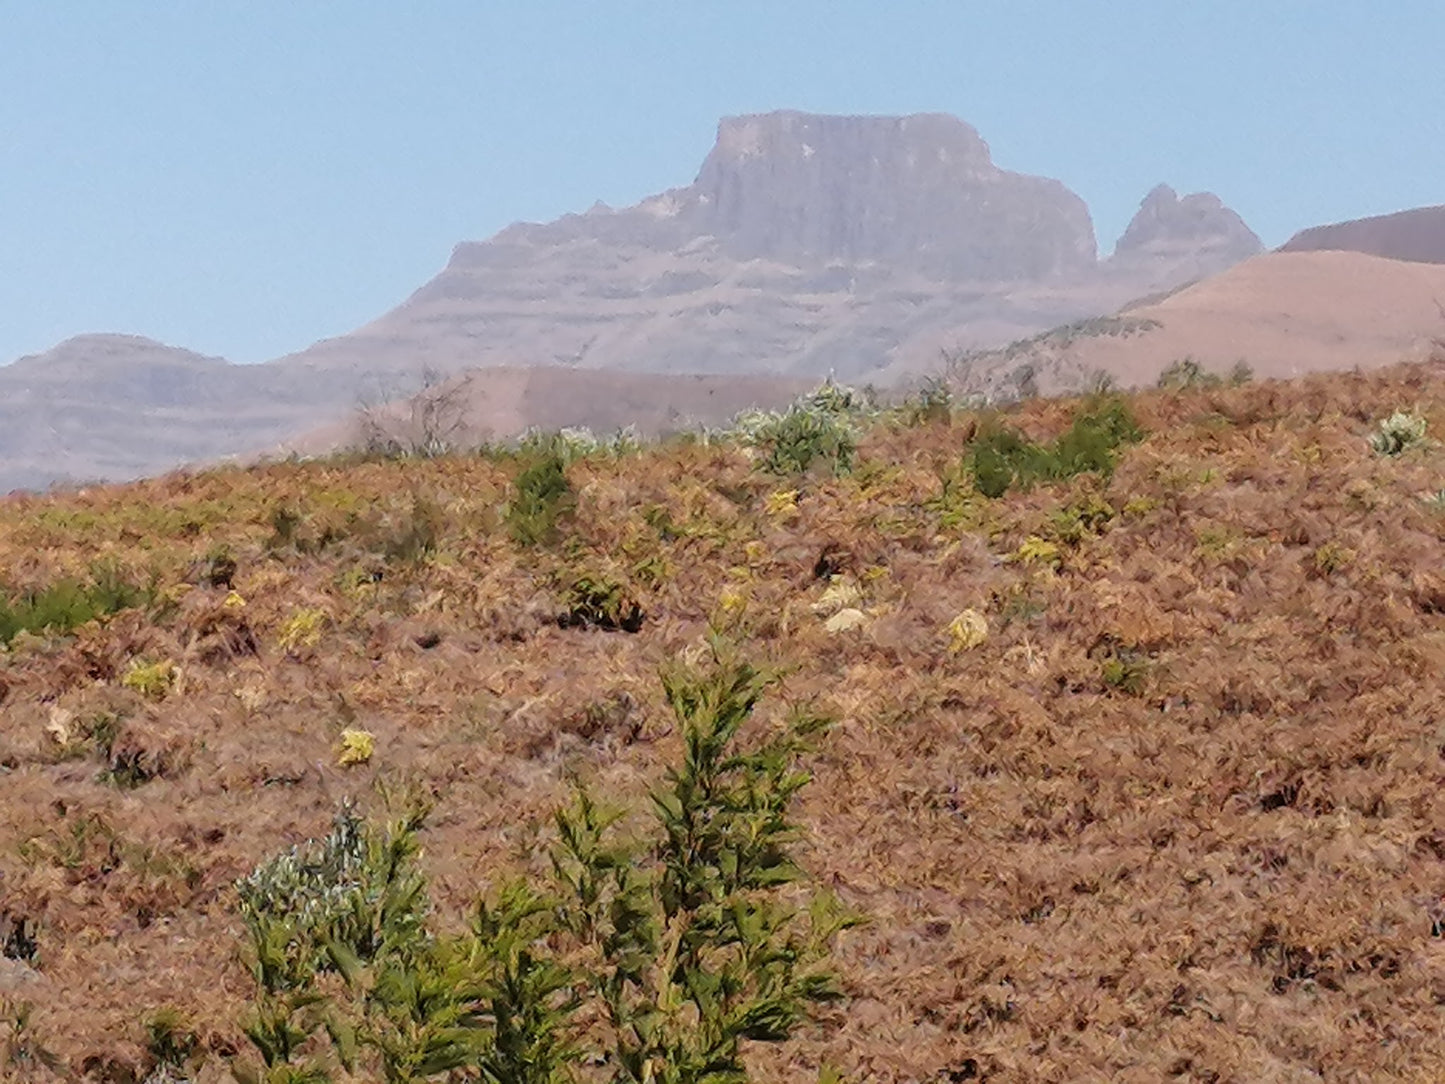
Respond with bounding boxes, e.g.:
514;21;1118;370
1279;204;1445;265
3;110;1266;490
494;111;1098;279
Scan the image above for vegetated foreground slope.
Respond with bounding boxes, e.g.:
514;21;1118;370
1;361;1444;1081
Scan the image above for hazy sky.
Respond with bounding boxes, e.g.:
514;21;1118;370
3;2;1441;366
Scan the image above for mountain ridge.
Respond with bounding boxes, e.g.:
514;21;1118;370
3;110;1266;491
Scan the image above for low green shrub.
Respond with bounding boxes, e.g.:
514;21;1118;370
0;999;63;1077
1056;397;1143;472
555;569;645;632
264;492;442;565
143;1007;202;1077
967;396;1144;499
200;545;238;589
549;645;854;1082
899;376;954;426
263;503;352;558
379;492;442;565
121;658;177;701
1100;650;1151;696
755;407;857;476
0;562;153;645
1;912;39;966
1047;494;1116;545
970;426;1054;499
1156;357;1220;391
1157;357;1255;391
507;448;574;547
735;380;874;477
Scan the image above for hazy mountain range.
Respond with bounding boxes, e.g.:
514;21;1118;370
4;111;1441;493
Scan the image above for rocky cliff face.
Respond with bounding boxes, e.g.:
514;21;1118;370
688;112;1097;278
450;111;1099;284
1279;205;1445;265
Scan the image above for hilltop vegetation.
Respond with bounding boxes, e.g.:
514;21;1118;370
2;360;1445;1081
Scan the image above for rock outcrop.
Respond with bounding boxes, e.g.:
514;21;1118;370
1113;184;1261;263
1279;205;1445;265
1101;183;1263;294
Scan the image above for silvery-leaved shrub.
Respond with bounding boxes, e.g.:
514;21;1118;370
799;378;874;418
1369;410;1428;457
606;424;645;456
233;798;437;1082
555;427;600;459
727;408;778;444
235;800;429;988
733;378;875;477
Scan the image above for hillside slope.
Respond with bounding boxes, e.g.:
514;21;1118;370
0;337;803;493
1;361;1444;1080
1280;204;1445;264
0;335;310;493
922;250;1445;397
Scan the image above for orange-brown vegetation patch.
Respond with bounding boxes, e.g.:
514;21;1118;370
3;362;1445;1080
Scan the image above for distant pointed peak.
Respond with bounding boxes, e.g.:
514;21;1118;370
1113;183;1261;261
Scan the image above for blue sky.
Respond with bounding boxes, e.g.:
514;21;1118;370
3;2;1441;366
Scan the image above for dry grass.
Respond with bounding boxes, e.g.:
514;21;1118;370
3;361;1445;1082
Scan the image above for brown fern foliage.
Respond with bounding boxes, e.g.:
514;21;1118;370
1;360;1444;1080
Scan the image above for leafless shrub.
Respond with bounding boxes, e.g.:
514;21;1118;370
354;367;475;458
